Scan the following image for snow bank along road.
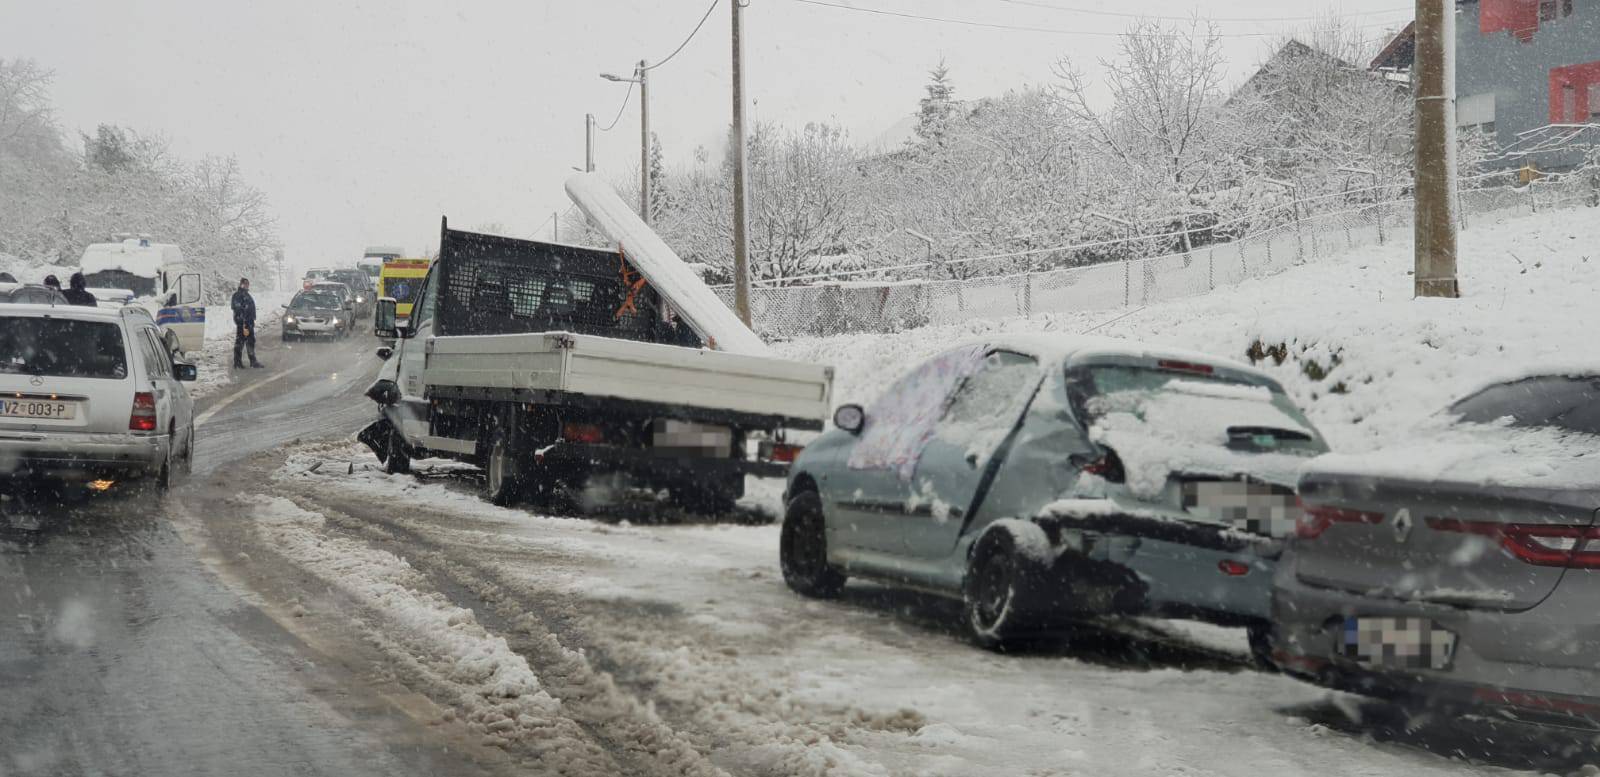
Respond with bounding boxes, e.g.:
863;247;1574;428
7;207;1600;776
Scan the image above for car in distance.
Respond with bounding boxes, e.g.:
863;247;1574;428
780;335;1328;651
327;269;375;321
301;267;335;290
282;290;349;341
0;304;197;494
0;284;69;305
307;282;357;334
1274;372;1600;729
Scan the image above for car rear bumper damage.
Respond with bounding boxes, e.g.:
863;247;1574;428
1032;510;1280;623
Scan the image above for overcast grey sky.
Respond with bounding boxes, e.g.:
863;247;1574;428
1;0;1409;275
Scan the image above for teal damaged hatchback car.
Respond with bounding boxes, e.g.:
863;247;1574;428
780;335;1329;654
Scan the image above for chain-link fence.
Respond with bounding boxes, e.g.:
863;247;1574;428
716;175;1599;340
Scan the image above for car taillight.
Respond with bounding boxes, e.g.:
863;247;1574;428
1295;504;1383;539
561;422;604;444
129;391;157;431
1428;518;1600;568
762;442;804;463
1078;450;1125;483
1217;559;1251;577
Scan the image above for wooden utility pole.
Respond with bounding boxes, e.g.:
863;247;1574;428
731;0;753;326
1414;0;1460;298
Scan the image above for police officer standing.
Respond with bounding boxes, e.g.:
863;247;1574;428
231;277;265;369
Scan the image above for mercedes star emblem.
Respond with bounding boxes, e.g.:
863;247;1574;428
28;375;43;387
1392;508;1414;543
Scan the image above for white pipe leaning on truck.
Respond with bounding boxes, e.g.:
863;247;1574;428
358;216;833;514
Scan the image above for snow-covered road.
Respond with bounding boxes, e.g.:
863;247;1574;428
257;440;1597;776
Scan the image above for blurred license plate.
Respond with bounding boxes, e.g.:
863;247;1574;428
0;399;75;419
1182;479;1299;536
1339;616;1456;671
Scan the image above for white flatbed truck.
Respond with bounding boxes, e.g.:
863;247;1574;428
361;220;832;513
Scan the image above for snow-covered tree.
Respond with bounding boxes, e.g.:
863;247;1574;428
914;60;958;147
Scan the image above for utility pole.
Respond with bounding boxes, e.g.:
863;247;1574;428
553;211;559;242
730;0;753;326
638;60;651;224
584;113;595;173
598;63;650;223
1414;0;1460;298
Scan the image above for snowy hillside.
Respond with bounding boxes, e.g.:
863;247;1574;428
778;207;1600;453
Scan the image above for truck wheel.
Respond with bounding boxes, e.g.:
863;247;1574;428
964;532;1025;651
382;429;411;475
780;490;846;598
484;425;522;506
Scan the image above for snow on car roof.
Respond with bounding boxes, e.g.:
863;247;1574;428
972;333;1275;382
0;302;134;320
79;239;181;278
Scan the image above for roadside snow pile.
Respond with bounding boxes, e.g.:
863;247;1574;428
778;207;1600;453
246;495;572;750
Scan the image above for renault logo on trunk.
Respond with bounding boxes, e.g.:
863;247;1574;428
1393;508;1414;543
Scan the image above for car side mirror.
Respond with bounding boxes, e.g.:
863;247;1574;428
376;346;393;361
173;362;198;382
374;297;399;339
833;404;865;434
176;273;201;306
365;379;400;406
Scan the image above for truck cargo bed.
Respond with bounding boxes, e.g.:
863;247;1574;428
424;331;831;429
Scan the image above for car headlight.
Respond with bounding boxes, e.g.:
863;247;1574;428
284;315;295;323
332;318;341;325
356;295;366;303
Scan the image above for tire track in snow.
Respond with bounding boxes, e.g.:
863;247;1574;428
280;489;729;777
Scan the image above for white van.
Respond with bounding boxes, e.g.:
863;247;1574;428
0;304;198;491
80;237;205;355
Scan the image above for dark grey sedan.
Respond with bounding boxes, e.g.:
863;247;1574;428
1274;373;1600;728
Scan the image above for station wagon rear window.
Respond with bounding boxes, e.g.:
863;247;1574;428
0;316;128;379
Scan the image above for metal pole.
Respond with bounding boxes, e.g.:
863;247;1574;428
553;211;559;242
731;0;753;326
1414;0;1459;298
585;113;595;173
638;60;651;225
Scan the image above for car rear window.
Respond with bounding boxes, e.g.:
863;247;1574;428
1449;375;1600;435
0;316;128;379
1065;364;1325;454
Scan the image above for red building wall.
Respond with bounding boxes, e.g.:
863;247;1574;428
1481;0;1542;41
1549;61;1600;122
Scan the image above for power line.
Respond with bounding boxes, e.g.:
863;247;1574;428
994;0;1411;25
596;78;635;132
643;0;721;71
786;0;1408;38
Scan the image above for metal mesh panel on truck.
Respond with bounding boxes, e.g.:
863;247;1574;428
434;221;700;347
